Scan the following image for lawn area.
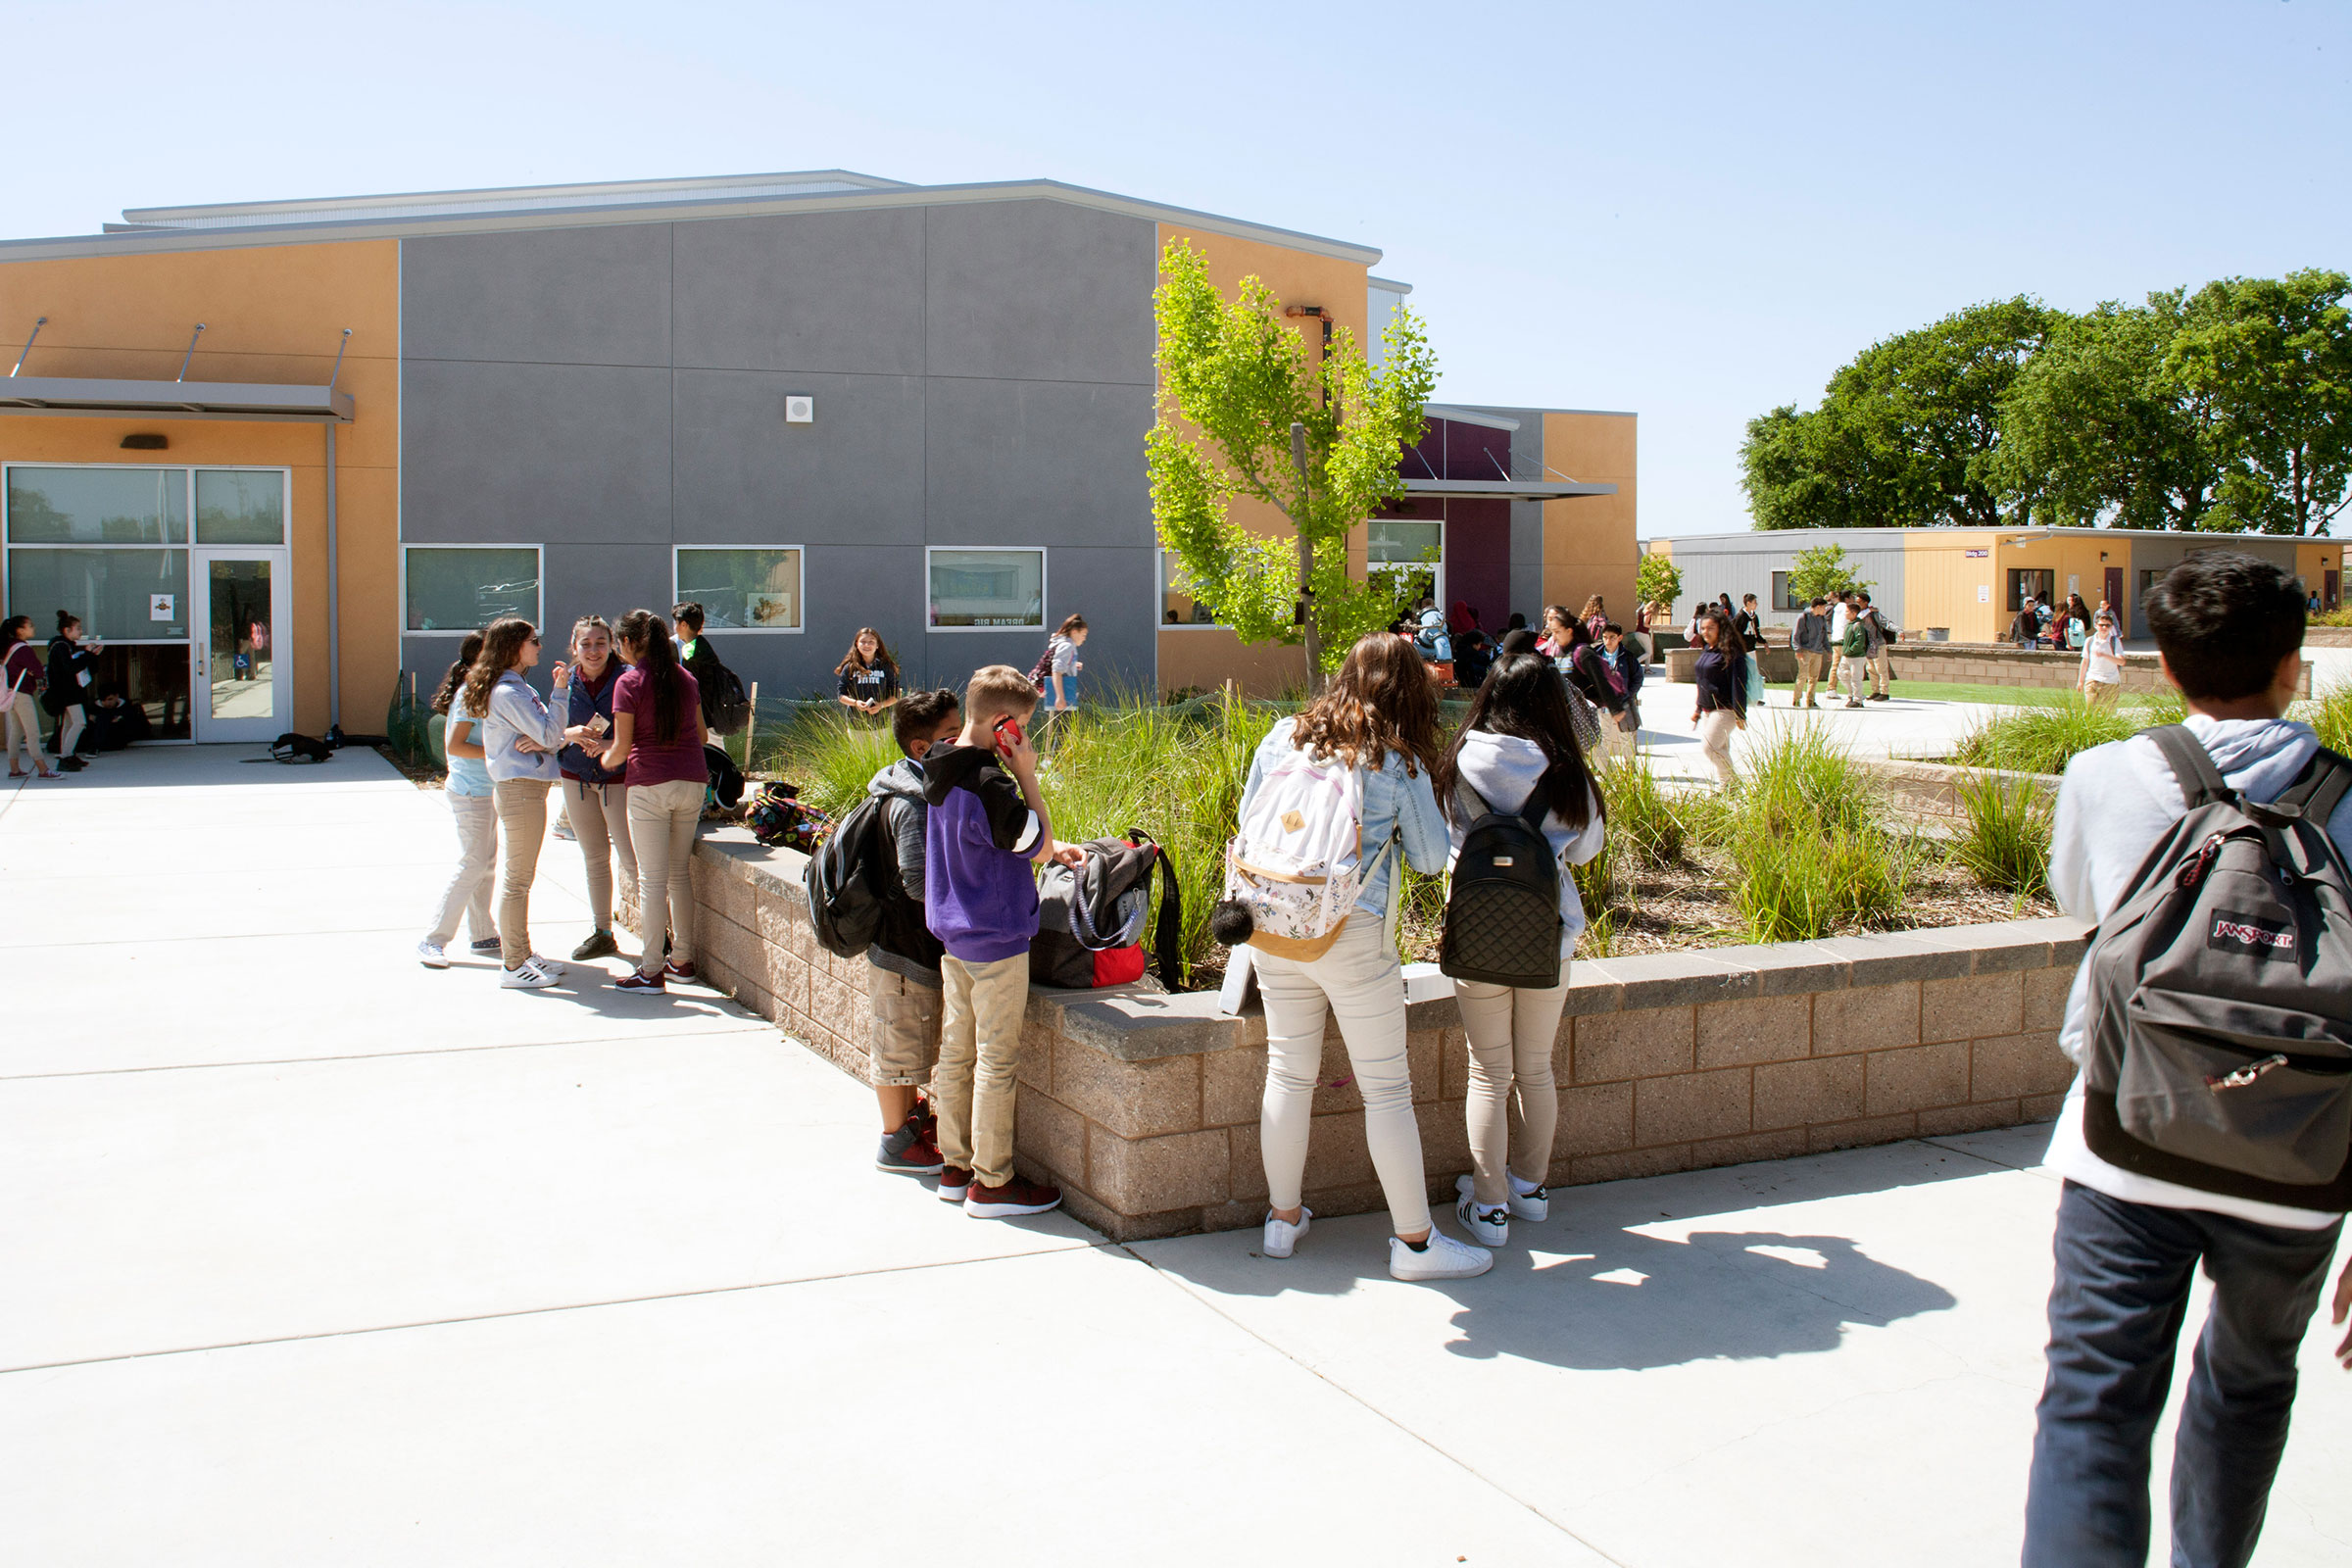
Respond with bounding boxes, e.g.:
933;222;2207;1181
1756;679;2085;708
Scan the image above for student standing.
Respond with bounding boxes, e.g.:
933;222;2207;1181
2009;597;2043;649
418;631;502;967
1838;600;1877;708
2063;593;2093;652
1690;611;1746;786
1733;593;1764;652
836;627;902;716
559;616;636;962
1579;594;1609;643
865;688;964;1175
45;612;100;770
1437;655;1606;1248
2022;552;2352;1568
2;616;60;781
1243;634;1492;1281
1576;624;1642;765
1857;591;1894;701
2077;609;2125;707
471;618;575;989
672;601;727;735
602;610;709;996
1791;598;1831;709
921;665;1082;1217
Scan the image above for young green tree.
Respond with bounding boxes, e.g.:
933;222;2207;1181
2165;269;2352;536
1149;240;1439;677
1787;543;1873;603
1635;553;1684;616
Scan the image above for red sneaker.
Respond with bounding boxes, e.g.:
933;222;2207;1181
937;1166;973;1203
662;959;703;985
964;1176;1061;1218
875;1117;945;1175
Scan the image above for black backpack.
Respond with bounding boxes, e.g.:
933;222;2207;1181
270;731;334;763
1032;831;1182;990
804;793;891;958
1440;784;1562;990
708;664;752;736
1026;642;1056;694
703;744;745;809
2082;727;2352;1209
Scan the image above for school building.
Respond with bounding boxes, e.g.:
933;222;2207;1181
0;170;1639;741
1645;526;2344;642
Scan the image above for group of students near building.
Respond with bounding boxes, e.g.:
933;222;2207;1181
2;610;135;779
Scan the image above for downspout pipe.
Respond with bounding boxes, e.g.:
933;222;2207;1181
325;328;351;732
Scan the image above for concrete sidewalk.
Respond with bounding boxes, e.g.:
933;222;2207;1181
3;746;2346;1565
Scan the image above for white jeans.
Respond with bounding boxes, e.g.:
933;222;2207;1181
1695;709;1739;786
425;791;500;948
1841;656;1869;703
1456;975;1571;1206
1254;916;1431;1236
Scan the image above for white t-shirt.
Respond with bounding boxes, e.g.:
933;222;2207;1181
2080;630;2124;685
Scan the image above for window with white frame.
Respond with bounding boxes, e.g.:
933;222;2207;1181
404;545;541;632
1158;550;1227;627
675;547;803;630
1366;518;1442;613
928;547;1044;629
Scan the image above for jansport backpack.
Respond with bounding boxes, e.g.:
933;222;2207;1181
804;792;890;958
1440;784;1563;990
1219;742;1378;961
2081;725;2352;1210
1032;831;1182;990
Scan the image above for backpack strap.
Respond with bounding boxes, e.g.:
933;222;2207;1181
2277;745;2352;827
2147;724;2233;809
1126;827;1184;990
1516;783;1549;833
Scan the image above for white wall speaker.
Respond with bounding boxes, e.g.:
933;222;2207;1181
784;395;814;424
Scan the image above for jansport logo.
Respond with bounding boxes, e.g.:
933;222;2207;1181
2210;912;2296;957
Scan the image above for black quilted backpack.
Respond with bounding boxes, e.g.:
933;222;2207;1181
1440;784;1561;990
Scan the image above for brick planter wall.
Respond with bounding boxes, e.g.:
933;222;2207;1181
1855;759;2058;823
1883;642;2312;697
685;831;2086;1241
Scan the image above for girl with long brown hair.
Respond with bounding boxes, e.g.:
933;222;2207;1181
559;615;637;962
1236;633;1489;1282
473;616;581;988
835;627;901;715
600;609;709;995
417;630;502;967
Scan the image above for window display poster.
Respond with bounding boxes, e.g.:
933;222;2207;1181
150;593;175;621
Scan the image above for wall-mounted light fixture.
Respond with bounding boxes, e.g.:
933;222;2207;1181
785;395;813;424
120;432;167;450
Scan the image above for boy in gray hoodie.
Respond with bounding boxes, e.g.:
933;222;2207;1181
2024;552;2352;1568
866;688;964;1175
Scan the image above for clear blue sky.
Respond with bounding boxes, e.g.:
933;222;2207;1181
12;1;2348;538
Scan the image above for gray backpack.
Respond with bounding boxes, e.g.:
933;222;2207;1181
2082;726;2352;1210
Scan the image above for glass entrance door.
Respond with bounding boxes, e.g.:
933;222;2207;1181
193;549;289;742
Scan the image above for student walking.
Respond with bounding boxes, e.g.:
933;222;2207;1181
1791;598;1832;709
1436;655;1606;1248
1690;611;1746;786
1240;633;1492;1281
2063;593;2093;652
1733;593;1764;652
3;615;60;781
1041;614;1087;713
2077;609;2125;708
921;665;1082;1217
472;618;575;988
601;610;709;996
2008;597;2042;649
1857;591;1894;701
2022;551;2352;1568
44;612;100;770
865;688;965;1175
1578;623;1644;765
558;616;636;963
836;627;902;716
1579;594;1609;643
417;632;502;967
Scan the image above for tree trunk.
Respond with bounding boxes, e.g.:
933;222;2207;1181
1297;519;1322;690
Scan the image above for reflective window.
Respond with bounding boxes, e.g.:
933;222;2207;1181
1367;518;1441;565
5;466;185;544
1158;551;1225;626
206;558;276;720
405;547;539;632
5;547;190;639
675;547;803;630
929;548;1044;629
195;470;285;545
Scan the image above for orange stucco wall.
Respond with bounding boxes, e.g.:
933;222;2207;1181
0;240;399;735
1541;411;1637;620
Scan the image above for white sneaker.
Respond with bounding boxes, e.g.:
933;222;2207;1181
500;958;561;989
1262;1207;1312;1258
524;954;566;977
1455;1190;1509;1248
416;941;450;970
1456;1172;1549;1224
1390;1228;1494;1282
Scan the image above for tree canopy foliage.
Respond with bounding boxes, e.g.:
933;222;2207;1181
1635;553;1683;612
1148;240;1439;675
1744;270;2352;537
1787;543;1873;604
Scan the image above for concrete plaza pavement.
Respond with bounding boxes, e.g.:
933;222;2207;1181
3;744;2348;1565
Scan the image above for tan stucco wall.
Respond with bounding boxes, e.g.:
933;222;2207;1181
1541;412;1637;619
0;240;400;735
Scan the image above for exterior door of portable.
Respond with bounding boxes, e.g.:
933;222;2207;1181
192;548;290;743
2104;567;2126;637
2328;569;2341;612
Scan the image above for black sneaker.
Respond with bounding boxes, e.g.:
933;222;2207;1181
469;937;503;956
876;1114;946;1175
571;929;620;961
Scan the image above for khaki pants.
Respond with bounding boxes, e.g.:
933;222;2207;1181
866;963;944;1089
627;777;702;977
1791;651;1828;706
564;777;637;931
1255;916;1431;1236
935;953;1029;1187
1695;709;1739;786
1599;716;1638;767
1840;656;1869;704
1871;648;1891;696
1456;975;1571;1206
426;790;500;948
4;690;49;772
493;778;552;968
56;703;85;759
2083;679;2120;709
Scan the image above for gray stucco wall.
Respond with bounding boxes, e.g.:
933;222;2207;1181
1662;530;1909;631
397;200;1158;715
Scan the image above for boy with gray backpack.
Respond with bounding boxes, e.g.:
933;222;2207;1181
2024;552;2352;1568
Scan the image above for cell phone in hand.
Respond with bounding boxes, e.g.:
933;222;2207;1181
993;713;1024;753
589;714;610;736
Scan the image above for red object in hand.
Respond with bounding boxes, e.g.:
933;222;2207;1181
993;713;1024;752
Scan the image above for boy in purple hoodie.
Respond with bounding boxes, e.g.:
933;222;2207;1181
921;665;1082;1217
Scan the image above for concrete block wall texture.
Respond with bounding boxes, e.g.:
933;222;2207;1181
1857;759;2059;822
1884;643;2312;697
683;833;2086;1242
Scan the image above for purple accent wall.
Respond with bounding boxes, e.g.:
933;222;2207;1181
1443;499;1512;630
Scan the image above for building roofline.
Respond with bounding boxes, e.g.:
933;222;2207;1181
0;175;1386;268
1368;275;1414;294
115;169;913;224
1459;403;1638;419
1652;524;2337;545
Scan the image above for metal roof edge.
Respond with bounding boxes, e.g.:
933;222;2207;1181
1468;404;1638;419
1425;403;1520;431
1369;275;1414;294
119;169;911;223
1;178;1386;268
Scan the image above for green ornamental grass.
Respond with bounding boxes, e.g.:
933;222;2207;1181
1951;692;2181;777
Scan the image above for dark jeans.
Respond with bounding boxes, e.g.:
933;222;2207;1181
2023;1180;2341;1568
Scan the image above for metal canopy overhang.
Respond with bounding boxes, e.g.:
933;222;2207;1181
1399;476;1617;502
0;375;354;423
